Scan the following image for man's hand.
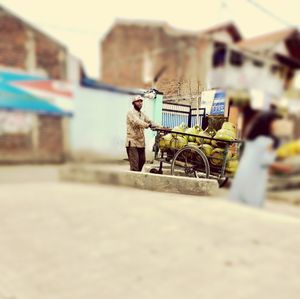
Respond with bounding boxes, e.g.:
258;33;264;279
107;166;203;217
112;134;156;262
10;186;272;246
149;123;160;131
149;123;157;128
148;122;165;130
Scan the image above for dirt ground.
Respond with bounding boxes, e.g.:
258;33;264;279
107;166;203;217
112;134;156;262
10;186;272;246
0;165;299;299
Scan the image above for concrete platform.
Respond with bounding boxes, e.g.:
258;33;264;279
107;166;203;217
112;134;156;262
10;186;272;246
60;164;218;196
146;163;300;191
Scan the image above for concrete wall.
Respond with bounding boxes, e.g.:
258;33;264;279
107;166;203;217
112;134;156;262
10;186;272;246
70;86;162;161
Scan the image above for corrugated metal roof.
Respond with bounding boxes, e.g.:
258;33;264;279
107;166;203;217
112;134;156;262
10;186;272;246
237;28;296;50
80;77;145;95
237;28;300;69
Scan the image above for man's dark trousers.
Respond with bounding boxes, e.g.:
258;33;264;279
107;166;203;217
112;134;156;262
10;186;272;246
126;147;146;171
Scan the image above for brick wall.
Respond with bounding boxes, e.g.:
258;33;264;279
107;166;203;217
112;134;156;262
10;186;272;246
0;112;64;163
0;133;33;163
0;133;32;152
38;115;64;162
35;32;66;79
0;7;67;79
101;23;212;98
0;13;27;69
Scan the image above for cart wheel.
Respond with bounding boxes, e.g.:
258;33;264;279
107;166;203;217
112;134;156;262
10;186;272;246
171;146;210;179
218;177;229;188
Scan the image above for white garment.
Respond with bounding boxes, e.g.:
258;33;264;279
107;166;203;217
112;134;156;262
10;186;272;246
229;136;276;207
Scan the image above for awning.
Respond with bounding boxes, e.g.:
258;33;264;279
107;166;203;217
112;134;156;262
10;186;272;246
0;80;70;116
0;68;74;116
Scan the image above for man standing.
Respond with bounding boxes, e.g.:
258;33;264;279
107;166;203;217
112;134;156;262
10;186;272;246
126;95;156;171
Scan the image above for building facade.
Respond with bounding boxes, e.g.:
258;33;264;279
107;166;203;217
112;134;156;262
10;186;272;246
0;6;67;80
0;6;72;163
101;20;241;100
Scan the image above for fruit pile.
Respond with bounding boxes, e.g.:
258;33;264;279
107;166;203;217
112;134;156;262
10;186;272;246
159;121;239;174
276;140;300;159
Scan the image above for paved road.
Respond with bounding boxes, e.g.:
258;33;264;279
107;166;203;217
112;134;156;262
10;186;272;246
0;166;300;299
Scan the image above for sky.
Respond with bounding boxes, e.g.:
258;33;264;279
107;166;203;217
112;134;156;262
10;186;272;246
1;0;299;78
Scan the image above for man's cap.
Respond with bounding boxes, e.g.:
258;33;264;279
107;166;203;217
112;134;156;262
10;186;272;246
132;95;144;104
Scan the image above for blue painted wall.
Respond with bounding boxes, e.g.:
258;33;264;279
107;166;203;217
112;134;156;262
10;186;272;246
70;86;162;160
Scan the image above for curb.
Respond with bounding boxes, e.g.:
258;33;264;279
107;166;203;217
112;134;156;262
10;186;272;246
60;165;219;196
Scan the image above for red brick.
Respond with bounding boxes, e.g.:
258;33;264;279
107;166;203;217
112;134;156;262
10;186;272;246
0;8;67;79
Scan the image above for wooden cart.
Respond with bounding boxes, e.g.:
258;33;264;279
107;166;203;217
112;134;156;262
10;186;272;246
151;128;243;187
